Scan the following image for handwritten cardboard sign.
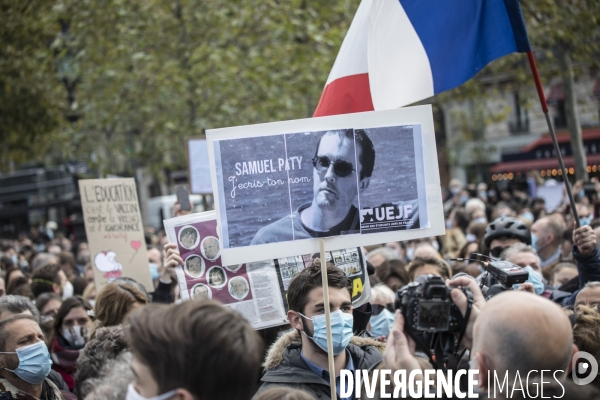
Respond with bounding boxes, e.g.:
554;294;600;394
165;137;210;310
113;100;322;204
79;178;153;292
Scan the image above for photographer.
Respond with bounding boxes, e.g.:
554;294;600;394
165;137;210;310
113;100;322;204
382;277;577;397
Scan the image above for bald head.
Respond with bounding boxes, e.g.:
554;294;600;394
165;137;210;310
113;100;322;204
473;291;573;377
413;243;438;259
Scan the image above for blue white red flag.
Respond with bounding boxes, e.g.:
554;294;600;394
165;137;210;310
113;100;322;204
314;0;531;117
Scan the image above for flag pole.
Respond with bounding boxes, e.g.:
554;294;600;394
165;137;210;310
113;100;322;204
319;238;338;400
526;51;580;226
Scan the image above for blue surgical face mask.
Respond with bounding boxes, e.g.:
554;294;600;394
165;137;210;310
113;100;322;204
446;220;453;229
460;195;469;204
520;212;534;223
513;266;545;295
0;340;52;384
11;255;18;264
531;234;539;250
149;263;160;281
370;309;395;338
299;310;353;356
579;216;593;227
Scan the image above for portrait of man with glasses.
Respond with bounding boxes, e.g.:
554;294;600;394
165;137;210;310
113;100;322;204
251;129;374;244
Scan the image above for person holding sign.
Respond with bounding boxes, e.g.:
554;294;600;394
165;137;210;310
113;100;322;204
256;263;383;399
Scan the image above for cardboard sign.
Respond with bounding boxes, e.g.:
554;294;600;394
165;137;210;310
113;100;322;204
207;105;444;266
164;211;371;329
79;178;153;292
188;139;213;194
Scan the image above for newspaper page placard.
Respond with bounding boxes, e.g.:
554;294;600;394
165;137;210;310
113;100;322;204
207;105;443;266
79;178;154;292
188;139;213;194
164;211;371;330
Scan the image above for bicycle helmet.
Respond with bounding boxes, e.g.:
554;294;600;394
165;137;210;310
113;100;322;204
484;216;531;248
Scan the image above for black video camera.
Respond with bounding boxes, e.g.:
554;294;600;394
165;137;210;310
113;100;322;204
478;258;529;299
395;274;470;334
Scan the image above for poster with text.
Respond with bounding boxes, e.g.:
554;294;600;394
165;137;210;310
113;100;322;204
164;212;371;330
207;106;439;266
79;178;154;292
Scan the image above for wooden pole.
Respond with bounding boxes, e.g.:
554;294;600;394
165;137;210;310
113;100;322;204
526;51;580;226
319;238;338;400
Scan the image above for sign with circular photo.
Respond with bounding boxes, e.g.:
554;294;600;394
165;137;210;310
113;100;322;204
178;225;200;250
228;276;250;301
207;266;227;289
184;254;205;278
200;236;221;260
191;283;212;301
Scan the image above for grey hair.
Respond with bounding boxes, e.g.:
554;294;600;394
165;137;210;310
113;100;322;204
75;325;129;399
371;284;395;304
0;295;40;323
366;247;398;262
583;281;600;290
500;243;539;261
82;352;133;400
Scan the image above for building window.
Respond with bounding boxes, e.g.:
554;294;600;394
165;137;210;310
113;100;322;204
509;91;529;134
554;100;567;129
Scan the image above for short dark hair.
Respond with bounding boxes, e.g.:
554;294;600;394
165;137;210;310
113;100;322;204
375;259;409;288
287;262;352;314
75;325;129;399
0;295;40;322
314;129;376;180
31;263;62;297
58;251;75;269
126;301;263;400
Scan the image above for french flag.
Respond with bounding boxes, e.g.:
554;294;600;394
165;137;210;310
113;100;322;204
314;0;531;117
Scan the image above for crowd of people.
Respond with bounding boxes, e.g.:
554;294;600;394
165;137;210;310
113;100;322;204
0;177;599;399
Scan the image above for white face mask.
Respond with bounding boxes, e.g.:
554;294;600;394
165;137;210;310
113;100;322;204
406;247;415;261
126;384;177;400
62;325;88;347
62;281;74;300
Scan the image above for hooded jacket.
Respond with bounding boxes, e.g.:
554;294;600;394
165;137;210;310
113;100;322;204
255;331;384;399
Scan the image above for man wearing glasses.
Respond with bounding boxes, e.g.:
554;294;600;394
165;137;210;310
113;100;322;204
252;129;374;244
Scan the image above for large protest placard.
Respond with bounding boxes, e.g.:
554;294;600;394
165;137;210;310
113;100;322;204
188;139;213;194
79;178;154;292
164;211;371;330
206;105;444;265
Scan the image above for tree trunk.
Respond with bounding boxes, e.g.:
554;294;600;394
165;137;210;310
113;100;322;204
558;47;588;181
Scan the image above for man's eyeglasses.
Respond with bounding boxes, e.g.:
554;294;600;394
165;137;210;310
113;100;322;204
312;156;355;178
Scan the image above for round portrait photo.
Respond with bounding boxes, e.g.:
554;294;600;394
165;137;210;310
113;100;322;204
228;276;250;301
191;284;212;301
178;226;200;250
207;266;227;289
184;254;205;278
200;236;220;260
224;264;243;273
